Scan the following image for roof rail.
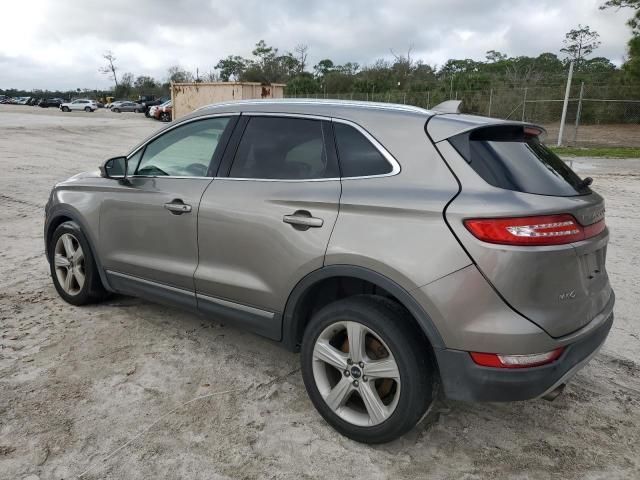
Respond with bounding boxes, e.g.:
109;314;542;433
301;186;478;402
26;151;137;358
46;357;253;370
195;98;431;115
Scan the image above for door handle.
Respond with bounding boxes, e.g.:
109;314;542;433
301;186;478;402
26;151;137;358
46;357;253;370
164;200;192;215
283;210;324;230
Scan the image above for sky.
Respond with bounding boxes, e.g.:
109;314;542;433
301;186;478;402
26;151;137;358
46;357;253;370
0;0;635;91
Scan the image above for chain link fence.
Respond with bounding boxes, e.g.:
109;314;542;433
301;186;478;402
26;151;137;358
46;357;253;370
287;83;640;147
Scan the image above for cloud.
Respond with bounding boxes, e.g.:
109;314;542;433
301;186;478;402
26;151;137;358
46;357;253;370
0;0;634;90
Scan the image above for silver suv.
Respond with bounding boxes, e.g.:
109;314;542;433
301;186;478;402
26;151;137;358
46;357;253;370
44;100;614;443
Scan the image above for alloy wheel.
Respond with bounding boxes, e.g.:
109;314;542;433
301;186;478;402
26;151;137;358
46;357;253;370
54;233;85;296
312;320;401;427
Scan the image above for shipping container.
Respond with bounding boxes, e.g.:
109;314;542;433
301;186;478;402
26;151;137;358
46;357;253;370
170;82;286;120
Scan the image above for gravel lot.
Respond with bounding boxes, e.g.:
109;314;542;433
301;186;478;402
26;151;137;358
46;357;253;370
1;104;639;480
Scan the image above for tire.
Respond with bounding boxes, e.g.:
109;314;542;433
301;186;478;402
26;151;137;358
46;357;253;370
113;108;120;113
301;295;433;444
61;106;70;112
48;221;106;306
84;106;91;112
160;112;170;122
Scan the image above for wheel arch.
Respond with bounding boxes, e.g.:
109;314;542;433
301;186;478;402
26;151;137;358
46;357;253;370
281;265;445;352
45;205;112;291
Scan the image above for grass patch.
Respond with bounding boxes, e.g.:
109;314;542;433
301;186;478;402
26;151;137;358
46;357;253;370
549;146;640;158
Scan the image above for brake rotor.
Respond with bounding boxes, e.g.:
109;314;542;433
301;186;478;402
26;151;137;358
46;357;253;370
341;332;394;399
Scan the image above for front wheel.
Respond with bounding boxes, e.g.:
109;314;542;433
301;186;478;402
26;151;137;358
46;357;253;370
160;112;171;122
49;221;106;305
301;295;433;443
113;108;120;113
61;106;70;112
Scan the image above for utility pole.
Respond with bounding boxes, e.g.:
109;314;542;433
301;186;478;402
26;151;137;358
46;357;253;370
557;61;574;147
522;87;528;122
573;81;585;145
488;88;493;117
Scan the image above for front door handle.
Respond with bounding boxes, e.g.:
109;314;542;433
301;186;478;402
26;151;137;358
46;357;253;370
164;200;192;215
283;210;324;230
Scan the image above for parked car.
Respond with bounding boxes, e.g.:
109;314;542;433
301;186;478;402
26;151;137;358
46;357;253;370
154;102;172;122
44;99;614;444
39;98;64;108
111;101;143;113
60;99;97;112
106;100;124;109
142;96;170;117
147;102;164;119
148;102;162;118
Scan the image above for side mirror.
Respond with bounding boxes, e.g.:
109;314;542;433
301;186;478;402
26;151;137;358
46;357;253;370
100;156;128;179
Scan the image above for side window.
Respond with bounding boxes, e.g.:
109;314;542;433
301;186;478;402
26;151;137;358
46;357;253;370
229;117;338;180
333;122;393;177
135;117;230;177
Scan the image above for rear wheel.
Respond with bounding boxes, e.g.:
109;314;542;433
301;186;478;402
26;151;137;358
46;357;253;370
160;112;171;122
84;106;91;112
301;295;433;443
49;221;106;305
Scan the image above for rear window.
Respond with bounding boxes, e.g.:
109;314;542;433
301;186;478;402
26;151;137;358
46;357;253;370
449;126;591;196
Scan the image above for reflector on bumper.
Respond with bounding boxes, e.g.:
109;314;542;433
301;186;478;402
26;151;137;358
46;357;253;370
470;348;564;368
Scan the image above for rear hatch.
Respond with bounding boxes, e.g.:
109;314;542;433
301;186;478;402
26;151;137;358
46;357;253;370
432;121;613;338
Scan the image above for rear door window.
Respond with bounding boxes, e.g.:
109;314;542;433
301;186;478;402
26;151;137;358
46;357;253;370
229;116;338;180
449;125;591;196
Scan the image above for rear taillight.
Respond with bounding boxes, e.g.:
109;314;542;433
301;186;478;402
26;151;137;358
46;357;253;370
470;348;564;369
464;214;605;246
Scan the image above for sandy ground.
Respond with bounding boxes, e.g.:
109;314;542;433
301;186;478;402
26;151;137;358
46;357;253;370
0;104;639;480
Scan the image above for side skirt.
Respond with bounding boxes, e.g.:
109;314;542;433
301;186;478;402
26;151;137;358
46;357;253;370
196;293;281;341
105;270;282;341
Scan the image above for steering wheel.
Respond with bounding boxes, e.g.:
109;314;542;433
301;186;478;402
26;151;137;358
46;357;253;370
137;165;169;176
184;163;208;176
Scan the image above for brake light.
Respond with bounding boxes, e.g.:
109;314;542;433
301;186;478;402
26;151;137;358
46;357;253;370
464;214;605;246
470;348;564;369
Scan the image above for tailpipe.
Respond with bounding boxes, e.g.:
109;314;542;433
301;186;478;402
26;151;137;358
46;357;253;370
542;383;566;401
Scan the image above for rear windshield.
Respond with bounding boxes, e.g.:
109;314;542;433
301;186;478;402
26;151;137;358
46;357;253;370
449;125;591;196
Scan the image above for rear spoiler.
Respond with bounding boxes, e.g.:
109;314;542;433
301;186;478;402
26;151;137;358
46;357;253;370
426;114;546;143
431;100;462;114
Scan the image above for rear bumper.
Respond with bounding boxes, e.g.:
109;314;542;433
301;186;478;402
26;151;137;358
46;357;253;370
435;312;613;402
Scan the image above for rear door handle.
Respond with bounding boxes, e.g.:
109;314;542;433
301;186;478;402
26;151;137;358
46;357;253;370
283;210;324;230
164;200;192;215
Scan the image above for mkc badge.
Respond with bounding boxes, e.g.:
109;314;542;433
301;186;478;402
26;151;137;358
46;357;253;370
559;290;577;300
